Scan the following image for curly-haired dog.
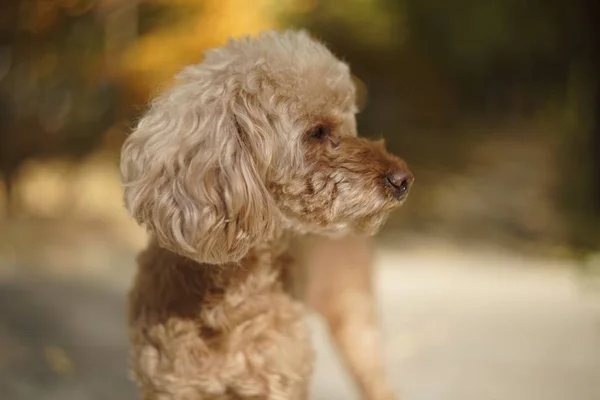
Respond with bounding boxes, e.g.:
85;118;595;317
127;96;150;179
121;30;413;400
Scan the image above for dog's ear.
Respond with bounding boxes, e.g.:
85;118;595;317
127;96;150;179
120;71;278;264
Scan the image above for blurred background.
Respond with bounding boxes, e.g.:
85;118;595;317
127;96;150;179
0;1;599;399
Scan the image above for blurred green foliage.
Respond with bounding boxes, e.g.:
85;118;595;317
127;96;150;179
0;0;598;253
0;1;120;208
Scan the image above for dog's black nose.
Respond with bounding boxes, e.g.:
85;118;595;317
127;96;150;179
385;170;413;199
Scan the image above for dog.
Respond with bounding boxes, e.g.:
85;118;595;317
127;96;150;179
120;30;413;400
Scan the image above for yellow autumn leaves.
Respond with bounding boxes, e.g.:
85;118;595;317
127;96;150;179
121;0;295;90
120;0;399;91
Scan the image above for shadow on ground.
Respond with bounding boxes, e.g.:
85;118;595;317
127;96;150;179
0;276;135;400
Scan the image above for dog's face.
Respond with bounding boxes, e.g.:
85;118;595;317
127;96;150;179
270;109;412;236
121;30;413;264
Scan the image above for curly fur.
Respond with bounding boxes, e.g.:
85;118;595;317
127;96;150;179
121;30;412;400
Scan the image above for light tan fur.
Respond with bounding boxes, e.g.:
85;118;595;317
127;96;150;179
121;30;412;400
290;234;397;400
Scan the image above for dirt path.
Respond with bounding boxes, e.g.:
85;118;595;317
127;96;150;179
1;244;599;400
313;245;600;399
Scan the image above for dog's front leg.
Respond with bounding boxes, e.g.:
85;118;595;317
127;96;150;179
297;235;397;400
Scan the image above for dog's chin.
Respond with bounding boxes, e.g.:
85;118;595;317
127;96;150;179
315;214;390;237
284;219;352;237
351;212;390;235
282;211;391;238
343;195;409;235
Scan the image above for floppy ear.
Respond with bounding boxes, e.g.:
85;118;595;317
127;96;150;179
120;69;277;264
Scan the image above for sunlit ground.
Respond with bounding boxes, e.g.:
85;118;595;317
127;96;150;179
315;245;600;400
0;159;599;400
0;155;146;286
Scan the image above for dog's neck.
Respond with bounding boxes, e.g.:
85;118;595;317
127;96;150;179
135;231;293;297
144;229;292;265
130;232;297;328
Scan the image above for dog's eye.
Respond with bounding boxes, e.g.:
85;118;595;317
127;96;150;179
309;124;329;140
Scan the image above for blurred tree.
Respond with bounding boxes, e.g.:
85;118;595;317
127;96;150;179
402;0;600;251
0;0;121;214
1;0;595;252
292;0;599;252
120;0;301;98
283;0;407;50
284;0;462;130
403;0;573;114
559;0;600;256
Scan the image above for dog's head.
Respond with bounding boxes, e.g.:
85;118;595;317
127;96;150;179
121;30;413;264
